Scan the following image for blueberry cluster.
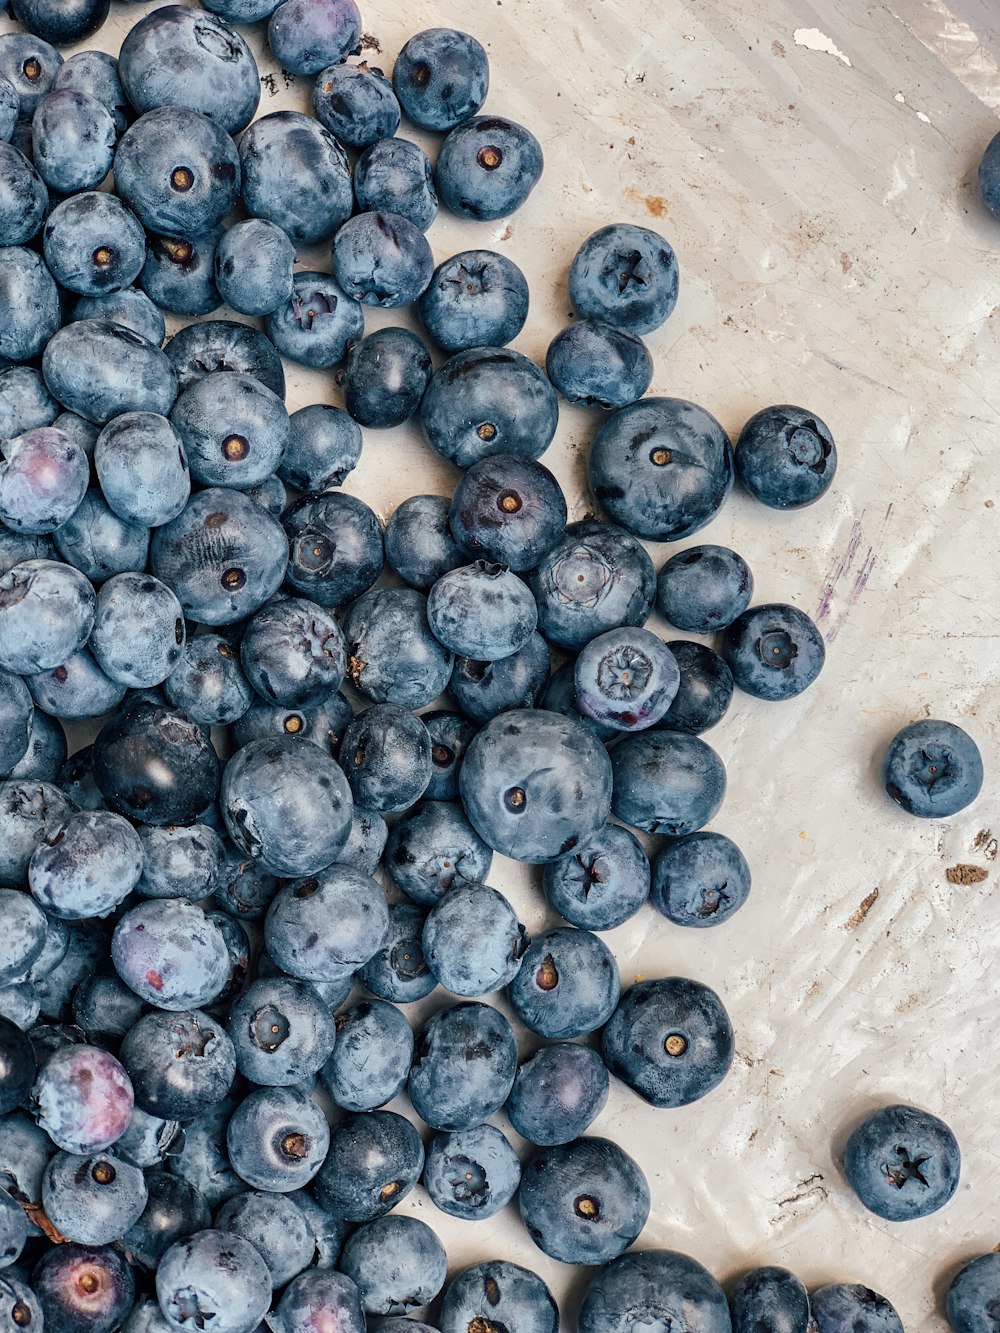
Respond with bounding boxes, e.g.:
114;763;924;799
0;0;991;1331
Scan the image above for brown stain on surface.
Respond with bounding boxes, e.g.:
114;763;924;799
844;887;879;930
946;864;989;886
624;187;670;217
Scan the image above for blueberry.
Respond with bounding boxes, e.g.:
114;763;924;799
239;110;353;244
579;1249;730;1333
0;678;32;778
32;1042;133;1153
449;454;567;573
656;544;753;633
510;926;619;1039
320;999;413;1111
89;572;185;688
166;1092;244;1210
842;1102;960;1221
43;321;178;425
354;137;437;230
0;779;78;888
730;1265;813;1333
119;6;259;135
420;347;559;467
0;1187;27;1268
93;699;219;825
421;710;476;801
28;809;143;919
0;366;58;438
115;1105;183;1170
459;708;613;863
611;729;726;835
150;488;288;625
409;1000;517;1131
269;1271;365;1333
341;327;432;428
543;822;650;930
200;0;282;17
280;404;362;492
358;901;436;1004
267;0;362;77
980;131;1000;217
0;887;45;986
42;1148;147;1245
3;706;66;784
164;634;254;728
215;219;295;317
602;976;734;1107
0;79;14;143
73;288;166;347
0;1016;35;1115
575;626;680;731
140;227;224;318
428;561;538;661
227;975;336;1087
436;115;543;221
240;597;345;707
31;89;116;193
947;1252;1000;1333
211;840;282;921
384;799;492;906
72;970;143;1039
165;319;285;398
809;1284;903;1333
589;396;734;541
659;640;734;734
94;412;189;529
570;222;679;333
33;1243;135;1333
519;1136;649;1265
450;633;551;724
266;270;365;369
418;249;529;352
51;49;128;134
112;898;230;1010
313;61;400;148
439;1262;557;1333
650;831;750;928
313;1110;423;1221
0;1107;48;1200
343;587;454;709
424;883;527;996
0;427;89;534
226;1084;330;1192
547;319;653;409
338;1216;447;1317
9;0;109;46
215;1191;313;1288
384;495;463;592
723;602;825;701
507;1042;610;1146
156;1230;271;1333
0;34;62;119
51;491;147;588
332;211;434;309
424;1122;521;1221
0;559;95;676
0;246;61;364
0;142;47;246
264;863;388;981
119;1008;233;1120
736;404;837;509
340;704;431;813
882;718;983;818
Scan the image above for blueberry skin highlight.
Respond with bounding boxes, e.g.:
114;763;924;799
0;366;58;438
112;899;231;1011
436;115;543;221
342;327;432;429
736;404;837;509
579;1249;730;1333
383;498;461;592
418;249;529;352
730;1265;813;1333
320;999;413;1111
423;1123;521;1221
509;926;620;1039
354;137;437;231
651;831;751;929
408;1001;517;1132
809;1284;903;1333
601;976;734;1107
882;718;983;818
281;403;361;492
332;210;434;309
0;887;44;984
947;1252;1000;1333
543;822;650;931
0;558;95;675
240;111;353;245
518;1136;650;1266
589;396;734;542
842;1102;960;1221
570;222;680;334
313;62;399;149
506;1042;610;1147
156;1230;270;1333
93;699;220;825
393;28;489;131
0;246;61;364
546;319;653;409
267;0;362;78
313;1110;423;1222
0;427;89;534
723;602;825;701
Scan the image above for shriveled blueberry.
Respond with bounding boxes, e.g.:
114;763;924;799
313;61;399;148
332;211;434;309
354;137;437;230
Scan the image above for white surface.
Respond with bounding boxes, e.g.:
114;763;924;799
5;0;1000;1327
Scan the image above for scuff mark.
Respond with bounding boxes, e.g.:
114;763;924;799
816;520;864;621
815;504;894;641
625;187;670;217
793;28;852;66
844;887;879;930
771;1173;828;1222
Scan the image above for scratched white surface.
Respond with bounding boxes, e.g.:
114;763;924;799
4;0;1000;1327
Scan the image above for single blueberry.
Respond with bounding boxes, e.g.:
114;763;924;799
651;831;751;928
418;249;529;352
436;115;543;221
546;319;653;408
570;222;680;334
723;602;826;701
882;718;983;818
354;137;437;230
393;28;489;131
736;404;837;509
842;1102;960;1221
506;1042;610;1146
543;822;650;931
579;1249;730;1333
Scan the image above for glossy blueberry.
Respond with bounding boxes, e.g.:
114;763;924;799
342;328;432;429
31;89;115;195
119;6;259;135
140;228;223;318
575;627;679;731
882;718;983;818
355;137;437;230
842;1102;960;1221
0;247;60;364
74;288;165;347
393;27;488;130
120;1009;236;1119
313;62;399;147
590;396;734;541
94;413;188;529
42;1148;147;1245
341;704;432;813
383;496;463;593
724;602;825;701
651;831;750;928
428;562;537;661
730;1266;812;1333
32;1042;133;1153
166;1092;243;1210
507;1042;609;1147
89;572;185;689
227;975;336;1087
519;1136;649;1265
320;999;413;1111
460;708;613;863
602;976;734;1107
419;249;529;352
510;926;619;1039
112;898;230;1010
53;490;151;586
267;0;362;77
0;142;46;247
0;34;61;119
358;901;436;1004
240;111;353;245
214;219;294;317
0;1188;27;1269
267;270;365;370
657;544;753;633
270;1271;364;1333
409;1001;517;1131
33;1243;135;1333
947;1252;1000;1333
661;640;734;734
216;1191;312;1289
443;1273;557;1333
332;211;434;309
611;729;726;835
28;809;142;920
547;319;653;409
115;106;239;236
165;319;285;399
156;1230;270;1333
2;707;66;784
338;803;388;873
424;1122;520;1221
436;115;543;221
420;347;559;467
449;454;567;573
579;1250;730;1333
265;863;387;981
51;49;128;134
151;488;287;625
93;699;219;824
314;1110;423;1222
231;688;353;756
343;587;453;709
43;321;178;426
280;404;361;493
0;1017;35;1115
450;632;550;723
543;822;650;930
736;404;837;509
0;428;88;535
810;1285;903;1333
0;559;95;676
222;736;353;877
240;597;345;708
165;635;253;727
227;1084;330;1193
339;1216;447;1317
170;368;290;488
384;799;491;906
0;367;57;439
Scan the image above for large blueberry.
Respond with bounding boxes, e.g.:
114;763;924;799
320;1000;413;1112
449;453;567;572
423;883;526;996
156;1230;270;1333
43;321;177;425
393;28;488;130
575;626;679;731
338;1216;447;1318
93;699;219;825
112;899;230;1010
611;729;726;836
239;111;353;244
579;1250;730;1333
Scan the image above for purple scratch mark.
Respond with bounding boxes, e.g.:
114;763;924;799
822;502;895;642
816;518;864;621
828;547;877;642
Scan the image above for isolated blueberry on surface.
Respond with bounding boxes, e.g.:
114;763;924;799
570;222;680;334
579;1249;730;1333
882;718;983;818
723;602;825;701
651;831;751;928
842;1102;960;1221
341;327;432;429
737;404;837;509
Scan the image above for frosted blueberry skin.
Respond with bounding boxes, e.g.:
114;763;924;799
409;1001;517;1132
0;77;17;142
32;1043;134;1154
436;115;543;222
53;490;151;587
240;111;353;245
358;901;437;1004
112;899;231;1011
0;246;61;364
140;226;223;319
266;270;365;370
2;707;66;784
723;602;825;702
215;218;295;317
338;804;388;874
651;831;751;929
42;1147;148;1245
44;322;178;426
423;883;527;997
570;223;680;335
200;0;282;19
332;211;434;310
320;999;413;1111
312;62;400;149
518;1136;650;1266
354;137;437;231
575;626;680;732
280;404;361;492
546;319;653;409
156;1230;271;1333
0;779;78;888
28;809;143;919
439;1262;557;1333
393;28;489;131
94;413;189;529
579;1250;730;1333
947;1252;1000;1333
32;90;117;194
0;141;47;246
267;0;362;78
225;1085;330;1193
9;0;110;48
601;977;734;1108
313;1110;423;1222
506;1042;610;1146
0;888;45;986
418;249;528;352
226;975;335;1088
164;636;254;728
449;633;550;725
656;544;754;633
423;1123;521;1221
509;927;620;1040
165;1092;244;1210
52;49;128;134
0;428;89;534
0;1020;35;1115
265;864;387;982
427;561;537;662
842;1102;960;1221
589;396;734;542
339;1216;448;1317
0;366;58;438
341;704;432;814
611;729;726;837
120;1009;236;1119
215;1191;313;1289
0;34;62;119
882;718;983;818
736;404;837;509
269;1270;366;1333
730;1265;812;1333
0;559;95;676
165;319;285;399
384;799;492;906
543;822;650;931
343;587;453;710
239;596;345;709
33;1242;136;1333
809;1284;904;1333
89;572;185;689
74;289;165;347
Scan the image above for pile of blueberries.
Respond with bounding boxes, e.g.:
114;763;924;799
0;0;992;1331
